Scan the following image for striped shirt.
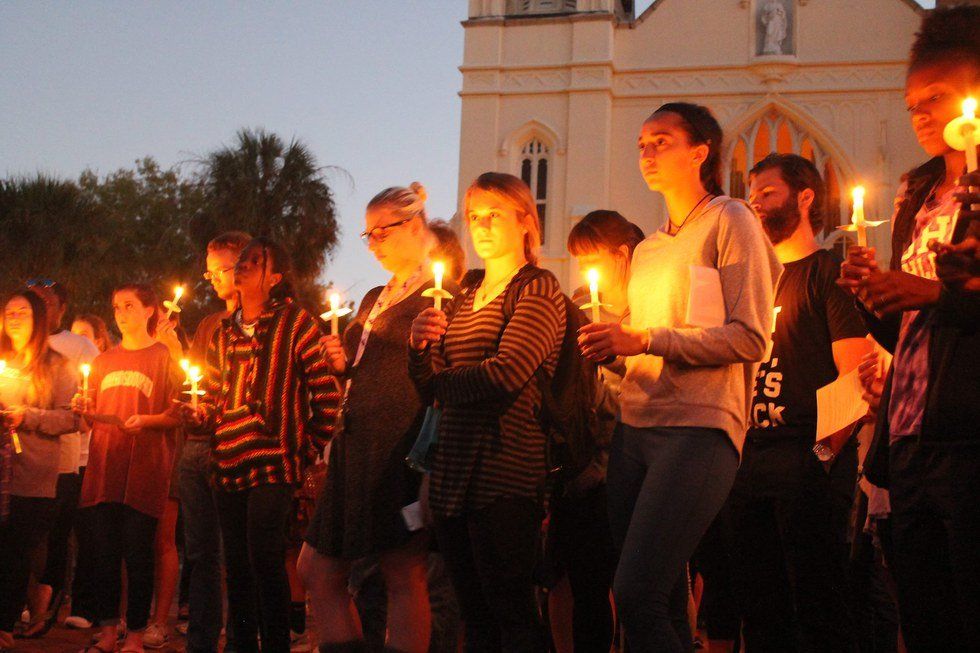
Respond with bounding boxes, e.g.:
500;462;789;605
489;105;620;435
409;267;565;517
202;299;343;491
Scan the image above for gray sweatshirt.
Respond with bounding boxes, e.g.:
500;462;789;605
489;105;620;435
620;196;782;453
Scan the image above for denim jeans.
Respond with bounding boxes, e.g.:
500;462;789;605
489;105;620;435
178;439;224;653
607;424;738;653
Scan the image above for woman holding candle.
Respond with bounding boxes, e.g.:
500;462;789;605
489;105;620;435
577;103;780;652
838;7;980;649
299;182;459;653
546;210;642;653
0;289;77;650
184;237;342;653
408;172;566;652
73;283;181;653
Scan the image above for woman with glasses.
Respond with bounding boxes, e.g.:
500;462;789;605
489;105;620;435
298;182;459;653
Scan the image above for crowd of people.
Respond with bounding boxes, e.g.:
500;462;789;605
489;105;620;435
0;5;978;653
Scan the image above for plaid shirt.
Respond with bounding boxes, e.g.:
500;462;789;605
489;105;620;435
201;298;342;491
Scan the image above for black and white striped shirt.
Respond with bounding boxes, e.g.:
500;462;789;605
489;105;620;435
409;267;566;517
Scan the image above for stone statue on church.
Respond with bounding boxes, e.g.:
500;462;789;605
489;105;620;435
761;0;788;55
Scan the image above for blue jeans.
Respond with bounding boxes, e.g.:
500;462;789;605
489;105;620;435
607;425;738;653
178;439;224;653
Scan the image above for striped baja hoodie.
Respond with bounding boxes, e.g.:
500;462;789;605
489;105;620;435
200;298;342;491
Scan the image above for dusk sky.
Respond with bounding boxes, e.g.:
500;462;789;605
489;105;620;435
0;1;934;300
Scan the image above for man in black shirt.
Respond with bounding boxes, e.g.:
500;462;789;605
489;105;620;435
729;153;871;652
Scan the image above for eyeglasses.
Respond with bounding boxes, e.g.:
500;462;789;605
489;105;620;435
25;278;56;288
203;266;235;281
360;216;415;243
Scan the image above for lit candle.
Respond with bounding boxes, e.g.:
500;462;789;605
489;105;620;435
190;365;202;411
422;261;454;311
319;288;352;336
79;363;91;397
852;186;867;248
960;98;977;173
329;292;341;336
587;268;601;323
0;361;21;454
164;285;185;319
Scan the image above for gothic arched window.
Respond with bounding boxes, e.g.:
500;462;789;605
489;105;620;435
520;139;550;243
507;0;578;15
728;109;845;240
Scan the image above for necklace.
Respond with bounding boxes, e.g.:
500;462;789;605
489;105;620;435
666;192;713;236
476;264;523;305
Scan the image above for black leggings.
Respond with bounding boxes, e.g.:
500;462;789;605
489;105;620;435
40;471;83;593
434;497;545;653
78;502;158;631
0;496;56;632
215;484;294;653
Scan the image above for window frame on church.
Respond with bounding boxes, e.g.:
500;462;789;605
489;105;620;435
507;0;578;15
726;109;847;248
519;138;550;244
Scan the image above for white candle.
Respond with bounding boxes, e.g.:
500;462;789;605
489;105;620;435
432;262;446;311
587;268;601;323
963;98;978;173
190;366;202;410
851;186;867;248
165;285;185;319
329;292;341;336
80;363;91;397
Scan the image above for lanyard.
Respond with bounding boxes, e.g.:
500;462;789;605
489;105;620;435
351;265;426;370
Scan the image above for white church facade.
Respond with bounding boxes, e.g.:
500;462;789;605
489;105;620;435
456;0;927;287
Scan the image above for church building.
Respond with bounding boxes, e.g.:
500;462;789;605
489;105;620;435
456;0;928;286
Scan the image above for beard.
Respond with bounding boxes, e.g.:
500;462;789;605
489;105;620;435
760;197;802;245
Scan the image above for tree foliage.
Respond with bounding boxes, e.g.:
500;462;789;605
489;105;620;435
0;130;342;334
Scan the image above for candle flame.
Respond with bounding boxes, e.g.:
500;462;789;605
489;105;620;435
586;268;600;286
179;358;191;373
852;186;865;203
329;292;341;311
0;360;6;374
173;285;184;301
965;97;978;121
80;363;91;377
433;261;445;278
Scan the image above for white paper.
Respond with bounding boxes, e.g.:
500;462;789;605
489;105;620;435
816;368;869;442
401;501;425;532
686;265;726;328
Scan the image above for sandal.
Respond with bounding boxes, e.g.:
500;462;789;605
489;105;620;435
19;589;65;639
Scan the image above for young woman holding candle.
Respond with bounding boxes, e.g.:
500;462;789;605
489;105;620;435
542;210;644;653
578;103;780;652
74;284;182;653
298;182;459;653
0;289;77;650
185;237;343;653
838;7;980;649
408;172;566;652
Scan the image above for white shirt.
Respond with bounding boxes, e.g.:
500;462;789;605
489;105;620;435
48;330;100;472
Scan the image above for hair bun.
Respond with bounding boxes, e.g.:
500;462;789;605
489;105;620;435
410;182;427;204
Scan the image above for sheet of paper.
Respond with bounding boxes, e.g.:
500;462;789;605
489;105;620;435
686;265;726;328
816;368;869;442
88;413;126;428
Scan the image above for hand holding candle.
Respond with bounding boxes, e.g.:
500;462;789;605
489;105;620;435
839;186;887;248
163;285;185;319
319;289;352;336
421;261;454;311
581;268;611;323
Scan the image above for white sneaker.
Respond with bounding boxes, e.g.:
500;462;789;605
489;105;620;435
142;622;169;649
290;630;312;652
64;615;94;629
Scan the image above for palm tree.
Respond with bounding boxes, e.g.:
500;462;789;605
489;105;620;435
193;129;342;309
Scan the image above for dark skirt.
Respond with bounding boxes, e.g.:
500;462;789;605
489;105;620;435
304;412;425;559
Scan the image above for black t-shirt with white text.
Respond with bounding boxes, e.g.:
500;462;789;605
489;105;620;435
749;249;867;439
